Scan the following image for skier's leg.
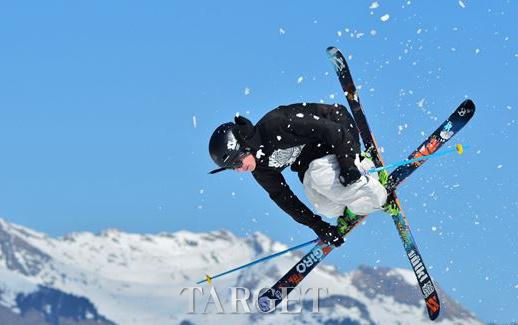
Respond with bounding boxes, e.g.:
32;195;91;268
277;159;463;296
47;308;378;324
303;182;345;217
303;156;346;217
303;154;361;217
304;154;387;217
345;155;388;215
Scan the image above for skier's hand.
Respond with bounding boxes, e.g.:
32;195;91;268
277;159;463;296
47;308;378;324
339;166;362;187
310;220;345;247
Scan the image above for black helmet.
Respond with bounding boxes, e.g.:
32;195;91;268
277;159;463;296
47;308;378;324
208;122;249;174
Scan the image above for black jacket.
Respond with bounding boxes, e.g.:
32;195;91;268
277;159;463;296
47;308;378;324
234;103;360;226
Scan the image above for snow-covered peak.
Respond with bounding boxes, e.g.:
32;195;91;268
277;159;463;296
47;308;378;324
0;218;48;241
0;218;51;277
245;231;287;256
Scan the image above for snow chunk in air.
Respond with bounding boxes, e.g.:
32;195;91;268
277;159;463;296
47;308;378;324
380;14;390;22
256;149;265;159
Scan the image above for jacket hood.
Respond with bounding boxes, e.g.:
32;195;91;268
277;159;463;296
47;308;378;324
233;116;262;150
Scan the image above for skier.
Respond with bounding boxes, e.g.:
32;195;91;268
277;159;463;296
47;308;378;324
208;103;388;247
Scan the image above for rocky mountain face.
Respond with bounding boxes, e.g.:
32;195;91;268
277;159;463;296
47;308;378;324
0;218;482;325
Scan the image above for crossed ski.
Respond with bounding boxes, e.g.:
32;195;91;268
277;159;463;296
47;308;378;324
258;47;475;321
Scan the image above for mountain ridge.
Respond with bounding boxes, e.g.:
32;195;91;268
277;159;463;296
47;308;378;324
0;218;482;325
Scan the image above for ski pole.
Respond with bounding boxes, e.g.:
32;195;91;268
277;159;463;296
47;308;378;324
366;143;467;174
198;144;467;284
196;238;319;285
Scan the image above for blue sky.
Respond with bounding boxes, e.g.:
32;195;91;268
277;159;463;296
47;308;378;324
0;0;517;323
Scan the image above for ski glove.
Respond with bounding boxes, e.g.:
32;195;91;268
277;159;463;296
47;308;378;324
309;219;345;247
339;154;367;187
339;166;362;187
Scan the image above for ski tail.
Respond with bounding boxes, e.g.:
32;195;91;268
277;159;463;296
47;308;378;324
388;196;441;320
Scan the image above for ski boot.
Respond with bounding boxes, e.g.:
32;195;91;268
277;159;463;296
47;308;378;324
383;201;400;216
337;207;362;235
362;150;393;214
378;169;389;188
360;151;389;187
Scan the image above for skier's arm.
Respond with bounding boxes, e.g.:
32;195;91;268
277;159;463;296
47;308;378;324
252;168;322;226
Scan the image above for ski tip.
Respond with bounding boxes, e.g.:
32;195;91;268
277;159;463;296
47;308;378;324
455;99;476;120
326;46;338;54
462;98;476;111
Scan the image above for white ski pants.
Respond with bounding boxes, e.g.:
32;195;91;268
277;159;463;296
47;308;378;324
303;154;388;217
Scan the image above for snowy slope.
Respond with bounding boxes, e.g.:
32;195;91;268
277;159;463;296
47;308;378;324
0;218;482;325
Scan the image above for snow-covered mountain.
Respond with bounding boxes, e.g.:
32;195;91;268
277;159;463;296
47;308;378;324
0;218;481;325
